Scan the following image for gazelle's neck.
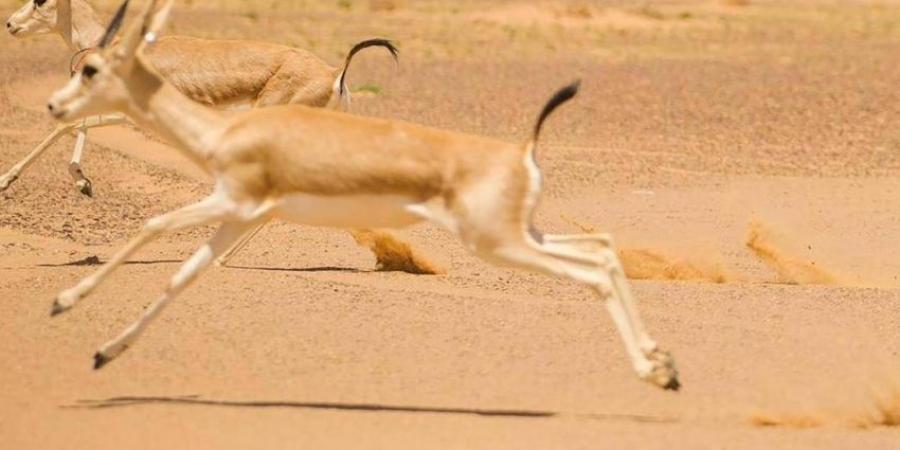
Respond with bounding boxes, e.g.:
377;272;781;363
122;57;226;168
60;0;107;51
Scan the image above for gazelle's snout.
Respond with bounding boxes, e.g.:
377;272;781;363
46;101;61;118
6;20;21;36
46;82;80;121
46;98;69;120
6;0;51;38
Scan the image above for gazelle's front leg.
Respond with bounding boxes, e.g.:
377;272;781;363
0;123;76;192
0;114;126;193
52;192;237;316
94;221;253;368
68;125;92;196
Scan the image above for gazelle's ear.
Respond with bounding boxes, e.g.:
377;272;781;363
98;0;130;49
140;0;174;44
58;0;73;45
115;0;172;60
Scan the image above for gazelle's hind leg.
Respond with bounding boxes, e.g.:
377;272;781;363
95;221;254;368
254;62;331;109
214;220;268;267
541;233;665;361
471;231;679;390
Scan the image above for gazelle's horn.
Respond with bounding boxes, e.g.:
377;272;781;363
98;0;130;49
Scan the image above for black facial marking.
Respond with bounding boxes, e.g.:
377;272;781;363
34;0;47;7
82;65;98;79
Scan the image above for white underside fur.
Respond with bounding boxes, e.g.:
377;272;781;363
273;193;428;229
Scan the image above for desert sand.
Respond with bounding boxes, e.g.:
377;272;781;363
1;0;899;448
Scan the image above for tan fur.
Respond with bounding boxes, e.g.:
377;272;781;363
46;1;679;391
216;104;523;199
146;37;336;108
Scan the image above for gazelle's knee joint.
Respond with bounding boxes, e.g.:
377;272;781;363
593;233;614;248
595;247;621;271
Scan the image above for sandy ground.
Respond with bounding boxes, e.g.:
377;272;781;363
1;0;899;448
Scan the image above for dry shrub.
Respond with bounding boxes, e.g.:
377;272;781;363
752;381;900;429
745;221;838;285
351;230;441;275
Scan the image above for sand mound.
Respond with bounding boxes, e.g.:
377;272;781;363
746;221;838;285
351;229;441;275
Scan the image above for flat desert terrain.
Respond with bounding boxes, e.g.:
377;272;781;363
1;0;899;448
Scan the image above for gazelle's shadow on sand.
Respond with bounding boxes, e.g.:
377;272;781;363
37;256;362;273
225;265;364;274
38;256;181;267
64;395;677;423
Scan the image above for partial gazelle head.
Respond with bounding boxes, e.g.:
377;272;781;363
47;0;171;121
7;0;67;37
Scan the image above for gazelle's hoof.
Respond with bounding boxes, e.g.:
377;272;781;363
52;288;83;317
50;301;68;317
76;179;93;197
93;352;111;370
0;174;17;191
662;373;681;391
643;364;681;391
94;341;130;369
640;349;680;391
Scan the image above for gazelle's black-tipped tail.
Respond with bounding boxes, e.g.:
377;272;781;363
531;80;580;143
334;39;399;109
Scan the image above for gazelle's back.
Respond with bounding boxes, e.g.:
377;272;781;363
146;36;335;107
217;105;522;199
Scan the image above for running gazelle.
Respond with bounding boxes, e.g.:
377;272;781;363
47;0;680;390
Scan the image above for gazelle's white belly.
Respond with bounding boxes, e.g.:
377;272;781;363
274;194;425;229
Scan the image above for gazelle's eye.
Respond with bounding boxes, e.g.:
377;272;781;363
34;0;47;7
82;65;98;79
